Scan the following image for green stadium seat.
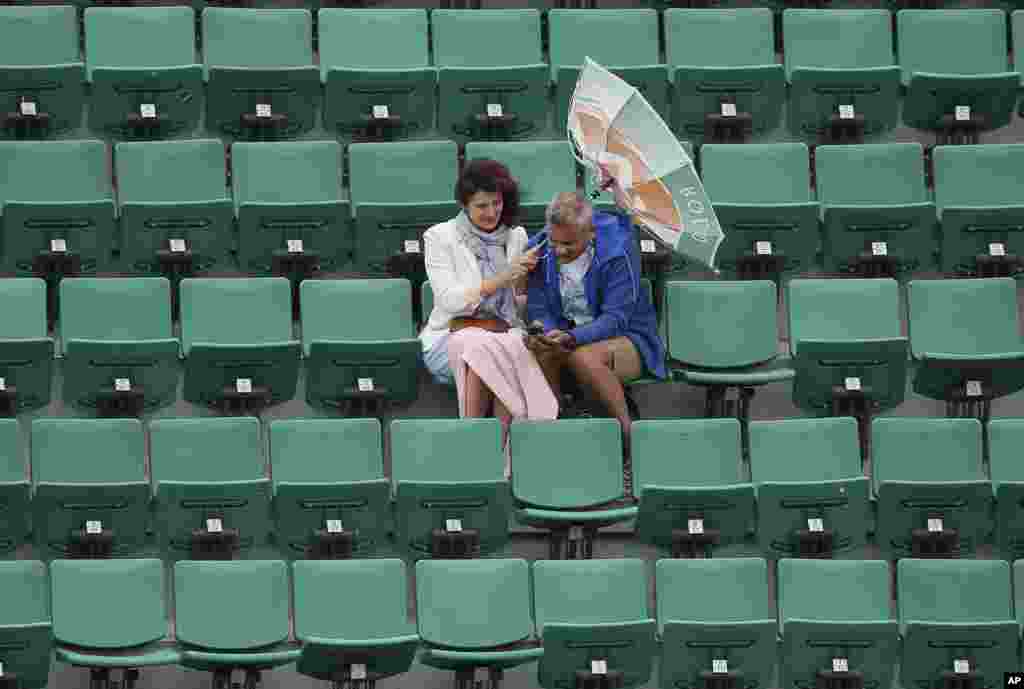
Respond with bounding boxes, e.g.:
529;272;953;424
985;419;1024;559
898;10;1019;139
0;278;54;413
84;8;201;139
318;9;435;139
59;278;178;413
0;561;52;689
179;278;300;410
293;559;418;684
548;10;666;134
873;418;991;559
1016;11;1024;115
31;418;149;559
533;559;655;689
416;559;543;678
202;9;319;139
932;145;1024;277
633;419;754;557
700;144;818;279
150;417;272;559
348;140;459;274
0;6;84;138
269;418;390;558
665;9;785;142
114;140;233;275
300;279;419;410
0;141;115;276
0;420;27;557
432;10;548;141
391;418;510;558
656;558;776;689
232;141;349;275
783;10;900;140
815;143;936;276
898;559;1017;689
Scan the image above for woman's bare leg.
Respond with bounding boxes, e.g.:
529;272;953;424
463;367;494;418
494;397;513;477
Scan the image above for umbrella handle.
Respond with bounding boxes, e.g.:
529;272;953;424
590;175;617;200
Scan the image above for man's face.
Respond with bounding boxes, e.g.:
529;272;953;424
550;222;592;264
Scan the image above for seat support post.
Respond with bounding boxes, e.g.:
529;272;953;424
830;387;874;466
945;387;992;466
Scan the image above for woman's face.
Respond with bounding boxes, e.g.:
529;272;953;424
465;191;503;232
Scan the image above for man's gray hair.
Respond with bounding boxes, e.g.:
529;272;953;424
545;192;594;232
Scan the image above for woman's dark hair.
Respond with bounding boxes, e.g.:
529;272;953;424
455;158;521;228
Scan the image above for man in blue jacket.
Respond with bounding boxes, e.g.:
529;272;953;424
525;192;667;460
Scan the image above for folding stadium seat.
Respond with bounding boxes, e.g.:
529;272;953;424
301;279;419;412
1016;11;1024;116
150;417;272;560
513;419;637;559
179;278;300;411
175;560;300;686
985;419;1024;560
656;558;776;689
269;419;390;559
319;9;435;140
749;418;870;558
815;143;936;276
232;141;349;276
0;561;53;689
933;145;1024;277
416;559;543;687
0;141;115;277
898;559;1017;689
0;279;53;414
59;278;178;414
532;559;655;689
84;8;202;139
0;420;28;557
114;140;233;276
0;6;83;139
390;418;510;559
898;10;1019;143
293;559;418;685
432;10;548;141
202;9;319;139
348;141;459;275
31;418;149;559
665;9;785;142
633;419;754;557
50;559;179;687
783;10;900;142
700;143;819;280
873;418;991;560
548;10;666;133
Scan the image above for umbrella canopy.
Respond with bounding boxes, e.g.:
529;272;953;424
568;57;724;271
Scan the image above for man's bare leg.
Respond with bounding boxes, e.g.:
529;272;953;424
567;337;642;456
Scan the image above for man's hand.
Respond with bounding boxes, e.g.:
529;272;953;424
545;329;575;349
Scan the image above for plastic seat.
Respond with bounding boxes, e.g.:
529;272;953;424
665;9;785;142
114;140;233;275
270;419;390;558
533;559;655;689
31;418;149;559
1016;11;1024;115
319;9;435;140
0;141;115;276
783;10;900;140
59;278;178;413
700;144;818;278
656;558;776;689
391;418;510;558
873;418;990;560
933;145;1024;276
815;143;936;276
180;278;300;410
0;279;53;413
0;6;83;138
0;420;28;557
432;10;548;141
633;419;754;557
84;8;201;139
150;417;272;559
898;559;1017;689
984;419;1024;559
202;9;319;139
898;10;1019;138
301;279;419;410
0;561;52;689
348;140;459;274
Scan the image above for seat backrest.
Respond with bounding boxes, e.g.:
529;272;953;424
1015;11;1024;77
0;141;112;204
349;141;458;205
269;418;383;484
0;278;47;340
390;418;503;483
463;141;576;213
748;417;861;483
814;143;928;206
788;278;902;355
431;9;542;68
783;10;894;77
665;9;776;68
632;419;744;488
150;417;263;482
115;140;226;205
293;559;411;640
932;144;1024;209
0;6;79;66
898;559;1011;624
180;278;294;353
778;559;890;624
533;559;648;628
987;419;1024;484
231;141;342;207
84;8;196;71
871;417;983;485
0;419;23;484
0;560;49;624
907;278;1021;357
202;8;313;68
319;9;429;70
300;279;413;351
60;278;173;344
0;560;51;689
548;10;660;70
656;558;771;629
31;418;144;484
701;143;812;204
897;9;1010;79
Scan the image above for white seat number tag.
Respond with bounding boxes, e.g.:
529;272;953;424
808;518;824;533
838;105;855;120
871;241;888;256
0;378;5;391
640;239;656;254
326;519;343;534
86;520;103;535
446;519;463;533
20;101;37;116
688;518;704;535
486;103;503;118
844;377;861;392
990;242;1006;257
712;659;728;674
207;518;223;533
955;106;971;122
965;380;982;397
140;103;156;119
591;660;607;675
833;658;849;673
404;240;421;254
236;378;252;394
372;105;389;119
755;241;772;255
51;239;67;253
721;103;736;118
351;664;367;680
115;378;131;392
256;103;272;118
357;378;374;392
954;659;970;674
169;238;186;253
287;239;303;254
928;518;943;533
